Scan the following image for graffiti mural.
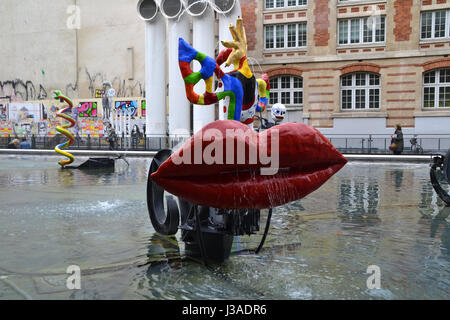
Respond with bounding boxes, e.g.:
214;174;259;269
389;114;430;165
77;101;98;118
38;121;49;136
141;99;146;117
80;120;104;137
8;103;42;123
0;97;144;138
0;100;8;120
0;122;13;136
37;119;61;137
114;100;138;117
14;122;33;137
42;103;59;120
0;80;47;101
95;89;105;98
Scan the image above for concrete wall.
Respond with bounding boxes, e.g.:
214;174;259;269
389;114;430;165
0;0;145;101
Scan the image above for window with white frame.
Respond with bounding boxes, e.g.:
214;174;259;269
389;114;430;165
265;0;307;9
338;16;385;45
423;69;450;108
265;23;307;49
269;76;303;107
341;73;380;110
421;10;450;40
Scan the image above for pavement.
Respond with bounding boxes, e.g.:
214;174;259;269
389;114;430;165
0;149;436;163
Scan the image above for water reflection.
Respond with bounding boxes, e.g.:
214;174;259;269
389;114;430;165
419;179;445;216
390;170;404;192
57;169;75;187
338;178;379;216
419;205;450;261
0;157;150;188
1;157;450;299
337;176;381;230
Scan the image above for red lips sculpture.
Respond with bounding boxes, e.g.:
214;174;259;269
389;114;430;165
151;120;347;209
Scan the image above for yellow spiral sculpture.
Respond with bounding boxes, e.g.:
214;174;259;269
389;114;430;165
53;90;76;168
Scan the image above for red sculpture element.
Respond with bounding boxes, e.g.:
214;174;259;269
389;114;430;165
151;120;347;209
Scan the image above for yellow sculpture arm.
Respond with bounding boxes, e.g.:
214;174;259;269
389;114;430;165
221;18;248;69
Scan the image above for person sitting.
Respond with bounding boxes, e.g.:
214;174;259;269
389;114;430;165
7;138;20;149
19;137;31;149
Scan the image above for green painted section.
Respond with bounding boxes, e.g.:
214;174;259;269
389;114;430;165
217;91;236;120
195;51;207;63
184;72;202;84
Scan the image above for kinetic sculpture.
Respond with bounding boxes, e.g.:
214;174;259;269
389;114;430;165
270;103;287;125
53;90;76;168
430;150;450;206
147;18;347;264
151;120;347;210
179;18;269;126
52;90;116;170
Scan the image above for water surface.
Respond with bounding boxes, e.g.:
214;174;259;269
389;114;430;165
0;155;449;299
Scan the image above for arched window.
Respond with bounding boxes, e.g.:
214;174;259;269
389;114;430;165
423;68;450;108
340;72;380;110
269;75;303;107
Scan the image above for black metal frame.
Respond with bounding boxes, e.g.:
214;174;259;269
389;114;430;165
430;149;450;206
146;149;273;265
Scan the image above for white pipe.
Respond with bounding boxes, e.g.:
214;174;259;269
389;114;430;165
183;0;208;16
218;0;241;120
137;0;160;22
160;0;184;19
193;6;215;133
145;17;167;137
168;14;191;137
212;0;236;14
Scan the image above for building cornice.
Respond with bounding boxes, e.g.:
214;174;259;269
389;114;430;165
259;48;450;66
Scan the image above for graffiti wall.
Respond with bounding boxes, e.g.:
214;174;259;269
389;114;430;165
0;99;8;120
0;97;146;138
142;99;146;117
112;98;146;118
77;100;100;118
0;121;13;136
8;102;42;123
80;120;104;137
114;100;138;117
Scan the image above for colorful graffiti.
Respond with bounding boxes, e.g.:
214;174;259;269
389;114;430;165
115;100;138;117
142;99;146;117
0;96;146;138
0;102;7;120
37;119;60;136
14;122;33;137
77;101;98;118
8;103;42;123
0;122;13;136
95;89;105;98
80;120;104;137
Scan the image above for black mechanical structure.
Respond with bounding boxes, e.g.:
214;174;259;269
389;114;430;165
430;149;450;206
65;158;115;170
147;149;273;265
256;114;276;132
65;155;129;171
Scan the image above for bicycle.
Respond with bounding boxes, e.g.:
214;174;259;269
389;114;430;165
410;135;424;154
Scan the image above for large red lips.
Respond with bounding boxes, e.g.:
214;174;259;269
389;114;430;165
151;120;347;209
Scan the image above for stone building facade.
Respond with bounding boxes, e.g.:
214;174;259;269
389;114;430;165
242;0;450;136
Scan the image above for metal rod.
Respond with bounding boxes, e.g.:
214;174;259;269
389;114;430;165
255;208;273;254
193;206;209;267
